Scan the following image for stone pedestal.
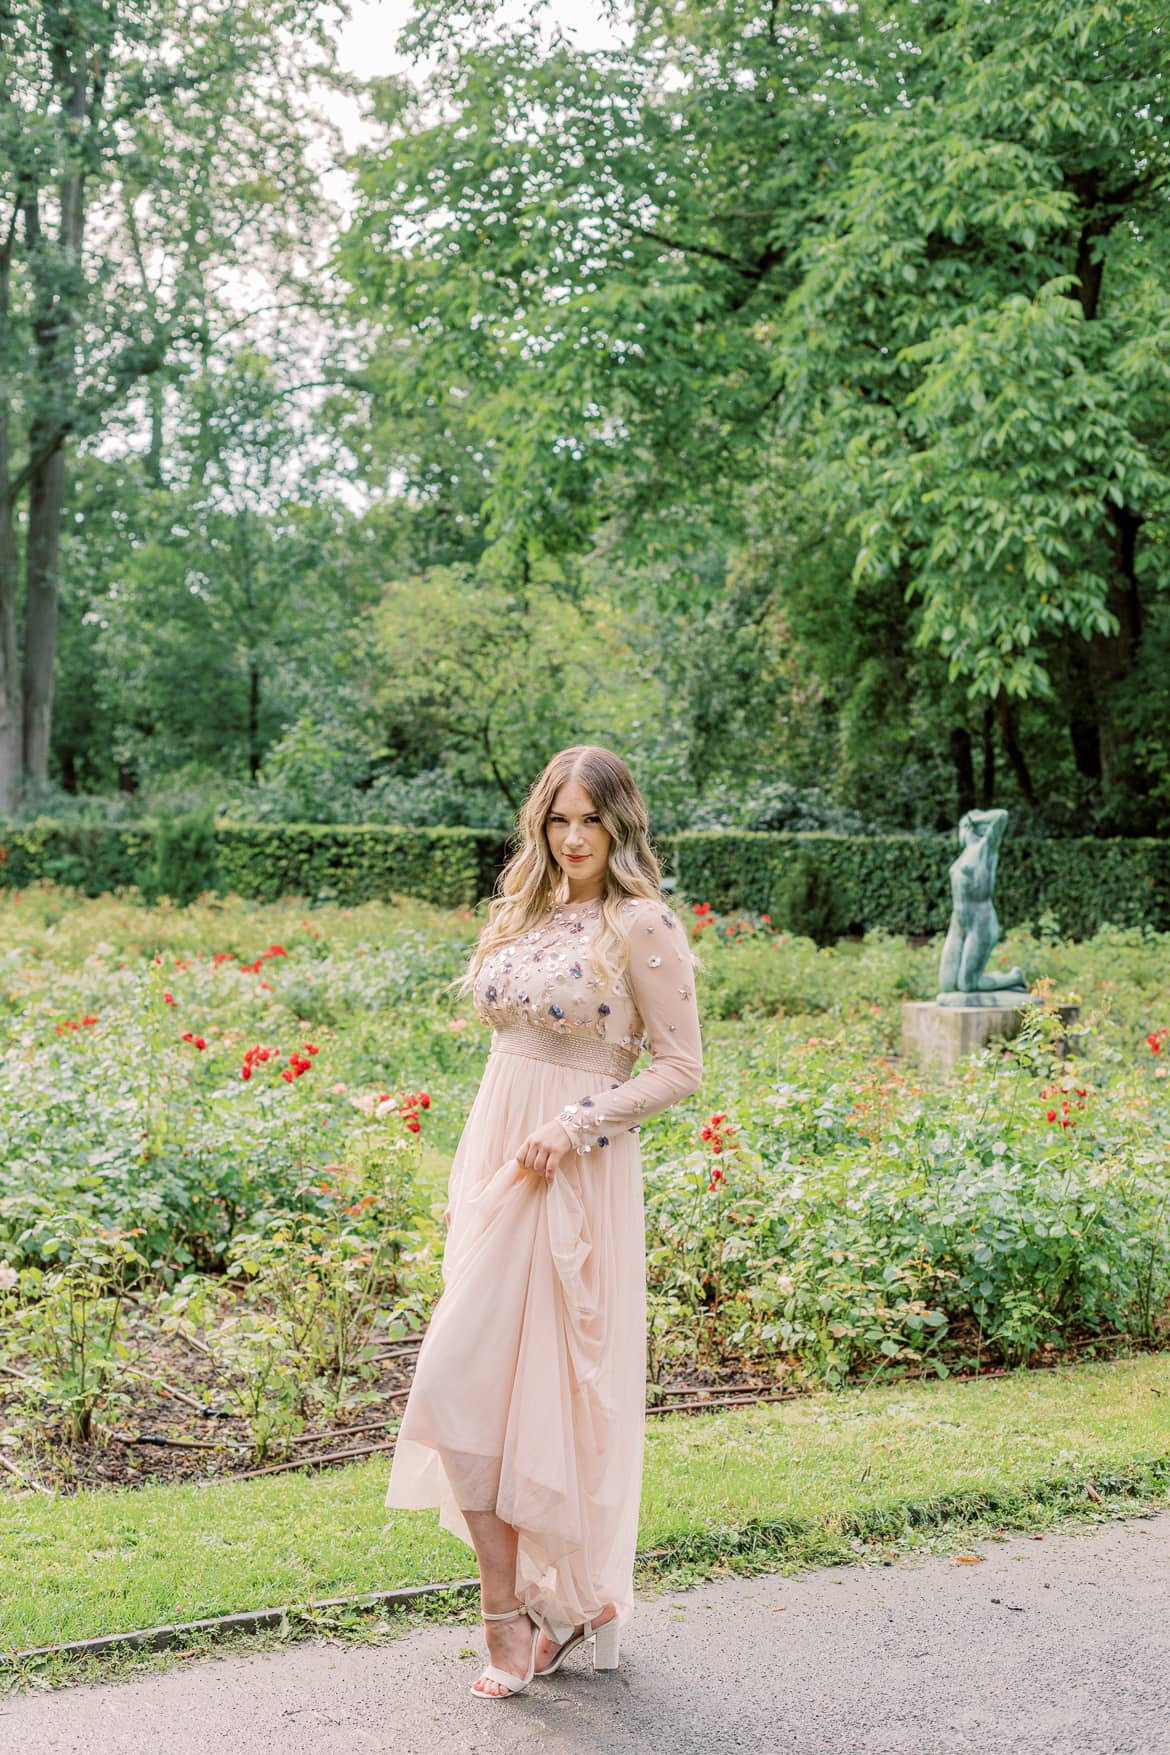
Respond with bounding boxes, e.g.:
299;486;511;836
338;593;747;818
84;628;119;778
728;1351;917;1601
901;999;1080;1074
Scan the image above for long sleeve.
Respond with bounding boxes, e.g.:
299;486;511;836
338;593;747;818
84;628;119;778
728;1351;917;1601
552;898;703;1155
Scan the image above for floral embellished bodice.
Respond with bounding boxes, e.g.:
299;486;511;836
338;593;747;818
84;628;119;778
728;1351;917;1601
472;893;703;1155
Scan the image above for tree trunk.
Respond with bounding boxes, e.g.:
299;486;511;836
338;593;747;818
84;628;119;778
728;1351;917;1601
20;15;90;783
997;695;1035;805
248;662;261;779
1080;516;1145;794
978;701;995;808
1066;176;1145;801
948;725;975;819
0;240;22;813
22;436;66;779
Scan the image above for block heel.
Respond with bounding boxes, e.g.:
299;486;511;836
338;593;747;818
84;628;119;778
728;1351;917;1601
533;1607;621;1677
592;1615;620;1671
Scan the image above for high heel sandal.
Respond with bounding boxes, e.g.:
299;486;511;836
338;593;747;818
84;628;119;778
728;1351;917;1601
470;1603;541;1700
533;1608;621;1677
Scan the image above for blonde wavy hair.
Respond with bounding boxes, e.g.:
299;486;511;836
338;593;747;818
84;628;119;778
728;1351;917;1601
449;744;702;1000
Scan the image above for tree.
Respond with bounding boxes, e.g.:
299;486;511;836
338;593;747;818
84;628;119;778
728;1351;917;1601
371;564;659;810
786;0;1170;812
0;0;348;810
341;0;1170;827
341;0;878;582
70;351;384;794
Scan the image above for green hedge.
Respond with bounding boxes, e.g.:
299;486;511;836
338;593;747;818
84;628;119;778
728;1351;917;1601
1;817;1167;939
666;829;1170;940
0;818;508;912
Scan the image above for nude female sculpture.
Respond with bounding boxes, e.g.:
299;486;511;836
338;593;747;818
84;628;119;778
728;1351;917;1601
937;808;1027;1005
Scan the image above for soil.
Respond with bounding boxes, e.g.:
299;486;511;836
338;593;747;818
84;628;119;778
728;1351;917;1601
0;1309;1143;1498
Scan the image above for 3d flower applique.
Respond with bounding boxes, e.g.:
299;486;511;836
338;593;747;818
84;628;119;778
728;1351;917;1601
647;956;661;968
660;911;676;928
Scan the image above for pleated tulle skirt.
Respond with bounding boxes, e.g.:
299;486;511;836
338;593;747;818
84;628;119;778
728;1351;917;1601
384;1031;647;1646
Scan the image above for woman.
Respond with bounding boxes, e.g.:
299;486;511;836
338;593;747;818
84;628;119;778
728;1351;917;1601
384;744;704;1700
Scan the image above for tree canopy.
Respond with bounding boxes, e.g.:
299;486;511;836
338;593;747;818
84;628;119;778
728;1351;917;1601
340;0;1170;827
5;0;1169;835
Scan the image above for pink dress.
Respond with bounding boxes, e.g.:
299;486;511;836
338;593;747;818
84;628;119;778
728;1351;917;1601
384;892;704;1645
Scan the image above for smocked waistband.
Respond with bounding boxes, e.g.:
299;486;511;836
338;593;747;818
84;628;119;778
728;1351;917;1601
489;1024;636;1082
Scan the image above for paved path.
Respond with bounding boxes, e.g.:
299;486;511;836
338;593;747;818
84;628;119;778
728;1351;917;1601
4;1511;1169;1755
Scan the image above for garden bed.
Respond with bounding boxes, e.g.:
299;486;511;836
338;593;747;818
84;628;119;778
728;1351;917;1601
2;884;1168;1502
1;1318;1149;1498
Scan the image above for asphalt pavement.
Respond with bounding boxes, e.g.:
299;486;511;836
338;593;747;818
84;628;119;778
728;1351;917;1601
4;1510;1169;1755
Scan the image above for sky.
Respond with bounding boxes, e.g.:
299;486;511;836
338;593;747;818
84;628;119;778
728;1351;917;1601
336;0;623;93
328;1;625;161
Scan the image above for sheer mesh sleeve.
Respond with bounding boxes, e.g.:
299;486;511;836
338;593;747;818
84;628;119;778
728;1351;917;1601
552;898;703;1155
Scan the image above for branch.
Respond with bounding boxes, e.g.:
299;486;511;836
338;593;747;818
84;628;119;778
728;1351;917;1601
208;300;326;345
616;219;780;281
8;325;199;499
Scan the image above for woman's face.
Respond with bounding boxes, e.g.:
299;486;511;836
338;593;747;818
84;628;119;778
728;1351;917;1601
546;779;613;895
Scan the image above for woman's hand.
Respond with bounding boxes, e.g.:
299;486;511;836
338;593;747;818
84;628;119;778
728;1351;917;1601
515;1118;576;1183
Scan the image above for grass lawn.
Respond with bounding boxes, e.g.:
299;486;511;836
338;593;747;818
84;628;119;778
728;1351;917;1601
3;1350;1167;1679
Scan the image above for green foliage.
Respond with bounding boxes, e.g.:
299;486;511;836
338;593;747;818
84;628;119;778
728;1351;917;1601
0;819;503;911
60;369;389;798
146;807;218;907
1;1215;146;1443
337;0;1170;831
0;885;1168;1457
212;823;498;910
3;820;1170;938
1;1;352;807
159;1137;424;1461
645;1014;1170;1385
770;846;849;947
672;830;1170;939
369;565;660;810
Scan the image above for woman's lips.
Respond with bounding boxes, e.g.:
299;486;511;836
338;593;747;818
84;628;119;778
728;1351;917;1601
566;854;588;862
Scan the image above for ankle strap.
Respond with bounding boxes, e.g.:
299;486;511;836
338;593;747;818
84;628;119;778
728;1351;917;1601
481;1604;523;1621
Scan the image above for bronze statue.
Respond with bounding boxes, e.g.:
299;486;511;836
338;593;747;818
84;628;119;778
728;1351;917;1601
937;808;1027;1007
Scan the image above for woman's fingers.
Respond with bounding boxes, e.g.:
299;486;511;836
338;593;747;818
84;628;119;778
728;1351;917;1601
520;1141;555;1181
517;1130;574;1181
